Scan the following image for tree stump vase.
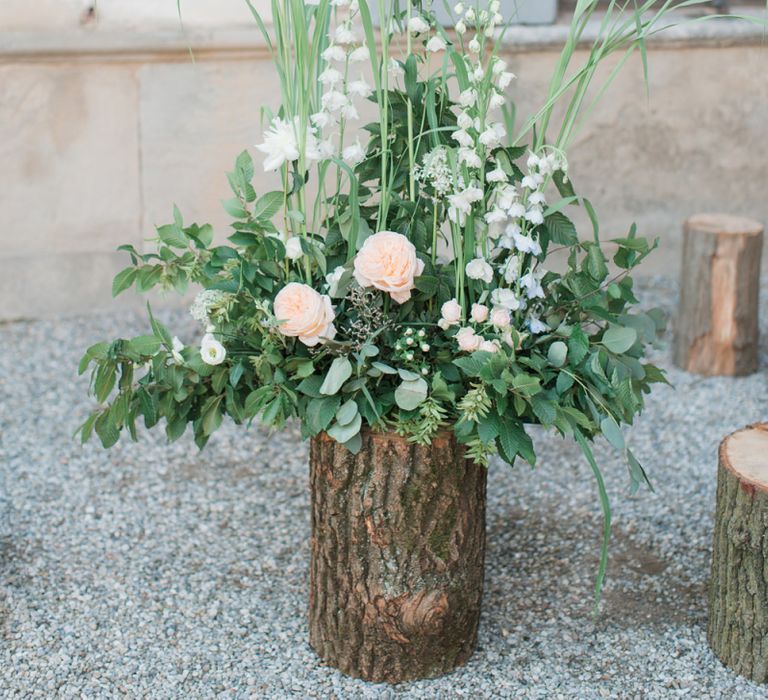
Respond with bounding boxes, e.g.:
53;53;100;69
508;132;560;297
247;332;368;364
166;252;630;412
674;213;763;376
308;429;487;683
708;423;768;683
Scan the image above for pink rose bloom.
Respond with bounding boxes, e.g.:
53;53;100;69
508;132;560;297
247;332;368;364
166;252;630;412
274;282;336;347
456;327;482;353
480;339;501;353
490;307;511;329
353;231;425;304
471;303;489;323
439;299;462;329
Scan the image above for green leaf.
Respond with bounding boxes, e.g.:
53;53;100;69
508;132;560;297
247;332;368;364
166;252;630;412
128;335;162;357
568;327;589;365
222;198;248;219
156;222;188;248
627;448;654;495
586;245;608;281
306;395;342;435
574;430;611;611
497;419;536;465
95;411;120;449
320;357;353;396
394;377;428;411
601;325;638;354
600;416;625;451
545;211;578;246
343;432;363;455
530;395;557;425
336;399;359;426
556;371;575;395
252;191;284;220
547;341;568;368
112;268;137;297
327;413;362;444
511;373;541;397
94;362;116;403
201;396;224;436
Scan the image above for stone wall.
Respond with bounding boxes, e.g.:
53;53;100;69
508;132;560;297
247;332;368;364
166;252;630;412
1;14;767;319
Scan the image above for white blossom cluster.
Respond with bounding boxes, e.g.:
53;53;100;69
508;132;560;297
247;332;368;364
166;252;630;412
190;289;228;326
414;147;452;199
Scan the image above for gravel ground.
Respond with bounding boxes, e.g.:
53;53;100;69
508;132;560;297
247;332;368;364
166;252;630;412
1;276;767;699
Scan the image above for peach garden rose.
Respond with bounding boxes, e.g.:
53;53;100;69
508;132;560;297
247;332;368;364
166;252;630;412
353;231;425;304
273;282;336;347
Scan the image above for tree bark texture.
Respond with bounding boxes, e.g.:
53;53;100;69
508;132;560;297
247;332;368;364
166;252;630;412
674;213;763;376
308;429;487;683
708;423;768;683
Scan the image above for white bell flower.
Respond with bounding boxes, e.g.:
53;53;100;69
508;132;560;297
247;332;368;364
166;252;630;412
452;129;475;148
407;15;430;34
342;140;366;165
426;36;447;52
349;46;369;62
322;44;346;62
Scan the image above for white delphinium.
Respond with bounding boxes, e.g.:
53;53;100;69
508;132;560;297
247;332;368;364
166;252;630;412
190;289;227;326
447;183;483;225
342;140;366;165
491;287;522;311
200;334;226;366
512;230;542;256
255;117;323;172
478;123;505;148
465;258;494;283
520;269;546;299
458;148;482;169
426;36;447;52
407;15;430;34
527;315;549;334
486;165;507;183
524;207;545;226
452;129;475;148
484;208;506;224
501;254;522;284
415;147;452;198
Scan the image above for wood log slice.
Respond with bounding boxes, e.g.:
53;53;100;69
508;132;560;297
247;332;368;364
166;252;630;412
308;429;487;683
708;423;768;682
674;214;763;376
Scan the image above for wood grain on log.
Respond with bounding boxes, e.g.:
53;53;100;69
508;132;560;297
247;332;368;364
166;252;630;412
708;423;768;683
308;429;487;683
674;214;763;376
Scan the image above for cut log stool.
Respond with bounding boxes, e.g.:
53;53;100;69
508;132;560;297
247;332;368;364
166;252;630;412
708;423;768;682
674;214;763;376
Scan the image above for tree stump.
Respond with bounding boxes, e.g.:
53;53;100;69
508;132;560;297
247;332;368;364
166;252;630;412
708;423;768;683
674;213;763;376
308;429;487;683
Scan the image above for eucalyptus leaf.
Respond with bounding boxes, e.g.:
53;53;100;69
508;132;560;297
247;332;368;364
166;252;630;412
601;325;638;354
394;377;428;411
320;357;353;396
547;341;568;368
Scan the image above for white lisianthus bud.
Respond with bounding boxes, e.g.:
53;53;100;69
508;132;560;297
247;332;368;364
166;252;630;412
468;38;481;53
325;265;346;297
342;140;366;165
465;258;494;284
490;307;511;329
349;46;369;62
200;334;226;366
455;20;467;35
426;35;447;52
284;236;304;260
480;339;501;353
471;303;489;323
456;327;482;353
407;15;430;34
171;336;185;364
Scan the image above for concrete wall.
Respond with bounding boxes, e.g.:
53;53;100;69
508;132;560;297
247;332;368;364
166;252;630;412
1;17;767;319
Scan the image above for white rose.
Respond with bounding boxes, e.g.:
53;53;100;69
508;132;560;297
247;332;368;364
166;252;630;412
284;236;304;260
471;303;489;323
490;307;511;329
480;339;501;353
456;327;482;353
466;258;494;284
325;265;346;297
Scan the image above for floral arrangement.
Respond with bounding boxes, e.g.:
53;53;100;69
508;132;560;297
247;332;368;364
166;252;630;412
76;0;723;599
